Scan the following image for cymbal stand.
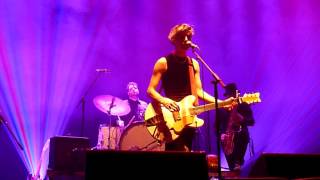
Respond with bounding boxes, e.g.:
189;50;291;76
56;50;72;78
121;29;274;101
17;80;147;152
106;97;115;150
116;115;125;149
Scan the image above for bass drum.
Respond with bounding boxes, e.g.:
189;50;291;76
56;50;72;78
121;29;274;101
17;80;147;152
119;122;165;151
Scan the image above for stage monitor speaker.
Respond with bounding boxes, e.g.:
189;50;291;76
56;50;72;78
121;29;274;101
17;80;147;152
85;150;209;180
48;136;90;172
249;153;320;179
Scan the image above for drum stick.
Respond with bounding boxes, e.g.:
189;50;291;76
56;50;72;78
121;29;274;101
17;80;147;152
124;115;136;129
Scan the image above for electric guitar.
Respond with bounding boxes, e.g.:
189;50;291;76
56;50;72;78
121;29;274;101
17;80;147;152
144;92;261;142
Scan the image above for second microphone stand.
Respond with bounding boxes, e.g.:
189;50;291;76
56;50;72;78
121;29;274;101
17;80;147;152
192;48;225;180
77;71;103;137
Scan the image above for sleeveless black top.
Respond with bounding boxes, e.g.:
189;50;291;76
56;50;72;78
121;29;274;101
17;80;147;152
161;53;192;101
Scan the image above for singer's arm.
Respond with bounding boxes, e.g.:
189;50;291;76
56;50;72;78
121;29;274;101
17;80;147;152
147;57;180;111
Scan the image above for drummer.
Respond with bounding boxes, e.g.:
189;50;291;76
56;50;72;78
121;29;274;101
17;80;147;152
118;81;148;129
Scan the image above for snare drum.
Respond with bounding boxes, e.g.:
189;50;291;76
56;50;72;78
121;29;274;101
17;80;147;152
119;122;165;151
96;124;123;150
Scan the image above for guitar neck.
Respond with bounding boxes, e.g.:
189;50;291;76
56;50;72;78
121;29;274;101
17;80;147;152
192;98;235;115
191;92;260;115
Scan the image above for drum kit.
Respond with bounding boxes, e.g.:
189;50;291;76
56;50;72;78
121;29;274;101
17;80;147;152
92;94;164;151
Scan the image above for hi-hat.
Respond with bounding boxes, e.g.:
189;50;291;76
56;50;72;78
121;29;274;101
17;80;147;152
93;95;130;116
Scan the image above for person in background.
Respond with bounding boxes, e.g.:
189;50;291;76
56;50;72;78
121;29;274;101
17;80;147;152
219;83;255;171
119;81;148;128
96;81;147;150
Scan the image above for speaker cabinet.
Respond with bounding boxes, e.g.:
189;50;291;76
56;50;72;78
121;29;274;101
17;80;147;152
48;136;90;172
249;153;320;179
85;150;209;180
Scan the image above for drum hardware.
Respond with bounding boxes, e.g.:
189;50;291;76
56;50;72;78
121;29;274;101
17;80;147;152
93;95;155;151
115;115;125;149
93;95;130;150
106;96;115;150
97;124;122;150
118;121;165;151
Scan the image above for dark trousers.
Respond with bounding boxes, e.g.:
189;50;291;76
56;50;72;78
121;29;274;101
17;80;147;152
225;132;249;170
165;127;196;152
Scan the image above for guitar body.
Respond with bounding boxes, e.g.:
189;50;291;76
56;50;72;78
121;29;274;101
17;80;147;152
144;95;204;143
144;92;261;143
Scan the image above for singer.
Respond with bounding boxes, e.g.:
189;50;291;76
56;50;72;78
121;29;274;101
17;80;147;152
146;23;218;152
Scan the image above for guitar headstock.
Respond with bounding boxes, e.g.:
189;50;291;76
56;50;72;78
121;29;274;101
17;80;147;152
240;92;261;104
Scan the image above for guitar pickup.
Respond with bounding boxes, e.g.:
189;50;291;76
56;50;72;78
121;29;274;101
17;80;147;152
172;111;181;122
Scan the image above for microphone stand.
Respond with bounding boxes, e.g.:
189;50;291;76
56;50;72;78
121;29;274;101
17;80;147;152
191;48;225;180
77;72;103;137
0;114;24;150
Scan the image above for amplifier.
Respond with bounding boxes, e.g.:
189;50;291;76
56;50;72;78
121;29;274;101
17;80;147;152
48;136;90;172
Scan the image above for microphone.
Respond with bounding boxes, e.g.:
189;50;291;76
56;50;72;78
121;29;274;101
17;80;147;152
186;41;200;50
96;68;111;73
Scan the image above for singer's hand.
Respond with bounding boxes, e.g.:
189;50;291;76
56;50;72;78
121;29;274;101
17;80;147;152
161;97;180;112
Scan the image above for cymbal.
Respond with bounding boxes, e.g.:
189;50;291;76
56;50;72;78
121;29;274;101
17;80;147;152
93;95;130;116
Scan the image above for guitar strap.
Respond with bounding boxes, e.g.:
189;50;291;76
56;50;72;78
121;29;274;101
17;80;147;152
187;57;199;106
